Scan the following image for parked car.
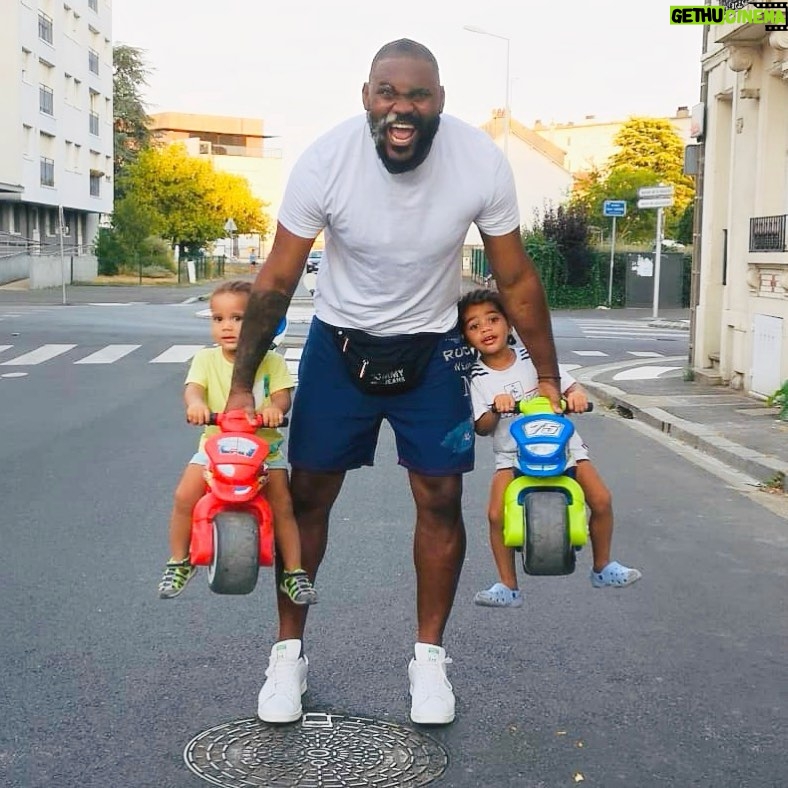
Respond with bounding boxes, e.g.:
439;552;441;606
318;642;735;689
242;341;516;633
306;250;323;273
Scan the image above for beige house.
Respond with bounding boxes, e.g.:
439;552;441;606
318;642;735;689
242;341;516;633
529;108;693;175
691;22;788;397
473;110;574;242
149;112;283;258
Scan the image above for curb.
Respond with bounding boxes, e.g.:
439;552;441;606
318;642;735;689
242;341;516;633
576;358;788;491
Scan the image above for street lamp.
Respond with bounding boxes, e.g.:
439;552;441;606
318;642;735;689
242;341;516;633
463;25;511;160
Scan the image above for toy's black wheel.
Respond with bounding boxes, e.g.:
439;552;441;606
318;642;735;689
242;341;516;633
208;511;260;594
522;491;575;576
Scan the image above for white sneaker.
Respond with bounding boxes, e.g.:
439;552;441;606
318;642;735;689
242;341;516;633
473;582;523;608
257;639;308;723
408;642;455;725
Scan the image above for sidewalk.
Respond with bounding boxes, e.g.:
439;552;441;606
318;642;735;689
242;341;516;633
576;353;788;493
0;279;218;305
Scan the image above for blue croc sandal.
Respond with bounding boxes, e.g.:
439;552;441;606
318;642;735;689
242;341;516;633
590;561;642;588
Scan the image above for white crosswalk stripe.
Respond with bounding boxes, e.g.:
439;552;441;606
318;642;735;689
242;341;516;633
0;342;666;383
74;344;142;364
575;319;688;341
149;345;206;364
1;344;76;365
283;347;302;383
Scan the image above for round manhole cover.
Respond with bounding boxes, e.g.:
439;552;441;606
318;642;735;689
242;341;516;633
184;713;449;787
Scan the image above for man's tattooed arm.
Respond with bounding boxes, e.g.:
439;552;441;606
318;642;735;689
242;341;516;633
230;290;291;395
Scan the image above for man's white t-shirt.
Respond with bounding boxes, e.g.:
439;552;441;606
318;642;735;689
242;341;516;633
468;346;589;469
277;114;520;335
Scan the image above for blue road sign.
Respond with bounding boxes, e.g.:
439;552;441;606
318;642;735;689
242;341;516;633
603;200;627;217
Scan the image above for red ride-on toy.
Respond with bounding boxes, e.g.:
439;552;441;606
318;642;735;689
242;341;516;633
189;410;277;595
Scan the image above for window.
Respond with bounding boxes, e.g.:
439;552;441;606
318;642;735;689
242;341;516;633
11;205;23;235
21;48;32;83
22;125;33;157
89;111;99;135
48;210;57;236
38;12;53;44
39;85;54;115
88;48;99;75
88;0;98;10
89;171;101;197
40;157;55;187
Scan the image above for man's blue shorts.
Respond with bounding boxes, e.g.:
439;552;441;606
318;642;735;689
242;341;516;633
288;317;476;476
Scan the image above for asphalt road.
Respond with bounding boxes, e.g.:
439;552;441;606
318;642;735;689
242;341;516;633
2;306;785;788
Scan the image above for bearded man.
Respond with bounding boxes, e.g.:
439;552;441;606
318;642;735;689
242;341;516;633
226;38;561;726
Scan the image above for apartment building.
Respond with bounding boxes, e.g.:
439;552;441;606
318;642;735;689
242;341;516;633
0;0;113;287
691;23;788;397
530;108;694;175
149;112;283;259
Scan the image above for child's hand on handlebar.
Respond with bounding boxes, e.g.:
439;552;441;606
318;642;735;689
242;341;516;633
492;393;517;414
259;405;285;428
564;385;589;414
186;402;212;425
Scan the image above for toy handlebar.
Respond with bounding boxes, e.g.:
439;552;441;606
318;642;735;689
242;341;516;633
206;409;290;428
491;396;594;415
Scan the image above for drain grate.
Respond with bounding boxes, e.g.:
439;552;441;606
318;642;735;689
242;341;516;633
184;713;449;787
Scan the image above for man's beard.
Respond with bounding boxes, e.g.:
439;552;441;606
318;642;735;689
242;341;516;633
367;111;441;174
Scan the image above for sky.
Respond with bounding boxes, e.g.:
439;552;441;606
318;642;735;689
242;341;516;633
112;0;704;173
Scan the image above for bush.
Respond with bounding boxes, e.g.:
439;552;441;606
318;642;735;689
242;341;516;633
767;380;788;421
94;226;125;275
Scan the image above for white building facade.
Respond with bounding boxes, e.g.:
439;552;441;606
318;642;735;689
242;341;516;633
693;20;788;397
0;0;113;287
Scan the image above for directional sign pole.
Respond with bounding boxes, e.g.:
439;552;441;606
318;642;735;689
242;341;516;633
607;215;617;307
652;206;663;319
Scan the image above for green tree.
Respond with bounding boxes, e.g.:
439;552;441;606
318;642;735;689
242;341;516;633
573;167;663;242
113;44;153;188
675;201;694;246
538;203;594;287
118;144;269;254
572;117;695;243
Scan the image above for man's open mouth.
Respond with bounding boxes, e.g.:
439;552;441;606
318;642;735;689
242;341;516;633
387;123;417;148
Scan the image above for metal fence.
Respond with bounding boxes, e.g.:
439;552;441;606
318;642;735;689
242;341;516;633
749;214;787;252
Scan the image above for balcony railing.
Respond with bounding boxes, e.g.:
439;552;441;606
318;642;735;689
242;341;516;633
749;214;787;252
89;111;100;135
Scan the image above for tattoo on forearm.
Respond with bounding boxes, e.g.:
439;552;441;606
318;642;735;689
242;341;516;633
231;290;290;391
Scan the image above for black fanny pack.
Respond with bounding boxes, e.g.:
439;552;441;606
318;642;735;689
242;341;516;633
331;325;441;395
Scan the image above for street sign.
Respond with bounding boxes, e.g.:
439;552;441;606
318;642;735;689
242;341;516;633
638;197;674;209
224;218;237;233
603;200;627;217
637;185;674;199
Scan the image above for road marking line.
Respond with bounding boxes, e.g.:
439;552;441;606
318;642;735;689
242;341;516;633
0;345;12;355
75;344;142;364
283;348;303;360
612;365;682;381
149;345;206;363
627;351;665;357
1;344;76;365
572;350;608;357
